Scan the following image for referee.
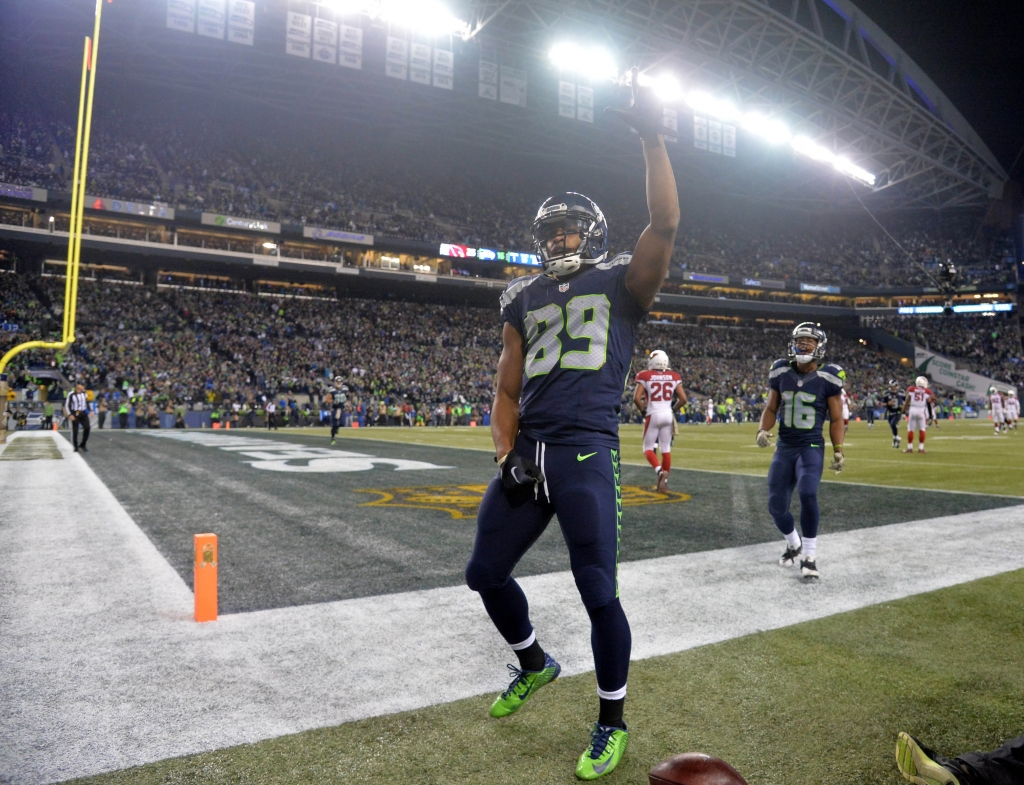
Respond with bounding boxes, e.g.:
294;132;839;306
64;382;90;452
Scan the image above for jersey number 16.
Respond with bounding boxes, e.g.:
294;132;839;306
780;390;816;430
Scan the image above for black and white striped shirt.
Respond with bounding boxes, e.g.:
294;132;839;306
65;391;88;416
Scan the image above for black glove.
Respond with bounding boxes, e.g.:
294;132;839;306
499;449;545;492
604;66;671;141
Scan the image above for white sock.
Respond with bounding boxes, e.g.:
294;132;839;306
803;537;817;559
785;530;801;549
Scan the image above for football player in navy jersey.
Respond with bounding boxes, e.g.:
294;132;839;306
756;323;846;581
464;71;679;780
881;380;905;449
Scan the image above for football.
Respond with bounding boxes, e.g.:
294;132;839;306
649;753;748;785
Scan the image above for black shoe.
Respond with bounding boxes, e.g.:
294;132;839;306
800;557;819;580
779;543;802;566
80;445;88;452
73;447;79;452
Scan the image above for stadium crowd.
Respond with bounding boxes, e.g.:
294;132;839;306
867;312;1024;387
1;107;1014;290
5;270;994;430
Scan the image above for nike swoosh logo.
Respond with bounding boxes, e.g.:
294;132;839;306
577;452;598;462
510;467;521;482
593;761;610;774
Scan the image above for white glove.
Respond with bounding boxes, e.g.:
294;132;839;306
829;451;845;473
756;428;771;448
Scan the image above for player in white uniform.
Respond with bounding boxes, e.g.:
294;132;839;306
990;387;1006;434
705;397;714;425
840;389;851;433
902;376;937;453
634;350;687;492
1006;391;1019;431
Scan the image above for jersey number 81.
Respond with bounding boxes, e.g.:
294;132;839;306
524;295;610;377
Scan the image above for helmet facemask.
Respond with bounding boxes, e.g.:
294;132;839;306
531;193;608;278
534;213;597;277
787;322;827;364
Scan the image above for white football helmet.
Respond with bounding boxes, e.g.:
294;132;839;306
915;376;928;388
648;350;670;371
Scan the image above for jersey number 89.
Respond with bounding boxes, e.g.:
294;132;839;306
524;295;610;377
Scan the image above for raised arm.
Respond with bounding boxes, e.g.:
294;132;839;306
491;322;525;461
624;135;681;311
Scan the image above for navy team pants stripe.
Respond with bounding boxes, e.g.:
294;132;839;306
767;442;824;540
466;434;631;695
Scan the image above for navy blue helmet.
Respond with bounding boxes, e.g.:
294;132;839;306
788;322;827;363
531;192;609;277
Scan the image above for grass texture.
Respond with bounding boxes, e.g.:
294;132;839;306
67;569;1024;785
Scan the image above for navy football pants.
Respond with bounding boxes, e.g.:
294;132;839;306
465;434;631;697
888;413;901;437
767;442;824;540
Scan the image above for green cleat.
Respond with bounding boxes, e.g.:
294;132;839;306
895;732;961;785
575;723;629;780
488;654;560;718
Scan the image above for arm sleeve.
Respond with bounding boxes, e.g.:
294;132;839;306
500;289;525;339
614;263;649;325
768;361;786;393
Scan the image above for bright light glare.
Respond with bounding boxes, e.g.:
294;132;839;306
379;0;470;36
833;156;877;185
685;91;741;122
791;135;836;164
741;111;791;144
330;0;470;37
549;43;618;80
636;72;683;102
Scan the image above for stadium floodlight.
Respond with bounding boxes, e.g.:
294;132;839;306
833;156;877;186
741;111;791;144
791;135;836;164
549;43;618;81
327;0;470;38
635;72;683;103
685;91;742;123
378;0;470;37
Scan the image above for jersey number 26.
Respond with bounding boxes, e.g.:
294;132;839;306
524;296;610;377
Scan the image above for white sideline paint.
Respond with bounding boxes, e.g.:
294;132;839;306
2;431;1024;784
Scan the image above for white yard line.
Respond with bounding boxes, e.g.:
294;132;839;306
2;430;1023;784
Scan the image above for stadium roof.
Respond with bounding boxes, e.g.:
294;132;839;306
462;0;1008;210
1;0;1008;213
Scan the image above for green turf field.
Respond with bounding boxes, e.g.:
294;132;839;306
77;428;1017;612
67;570;1024;785
59;419;1024;785
294;418;1024;496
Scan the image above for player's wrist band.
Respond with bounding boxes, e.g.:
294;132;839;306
495;452;510;467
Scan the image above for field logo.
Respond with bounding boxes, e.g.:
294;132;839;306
356;484;690;519
133;432;452;473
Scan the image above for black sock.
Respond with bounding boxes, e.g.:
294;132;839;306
515;640;545;672
598;698;625;728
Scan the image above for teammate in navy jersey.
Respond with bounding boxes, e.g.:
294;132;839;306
882;380;905;448
464;71;679;781
756;323;845;581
